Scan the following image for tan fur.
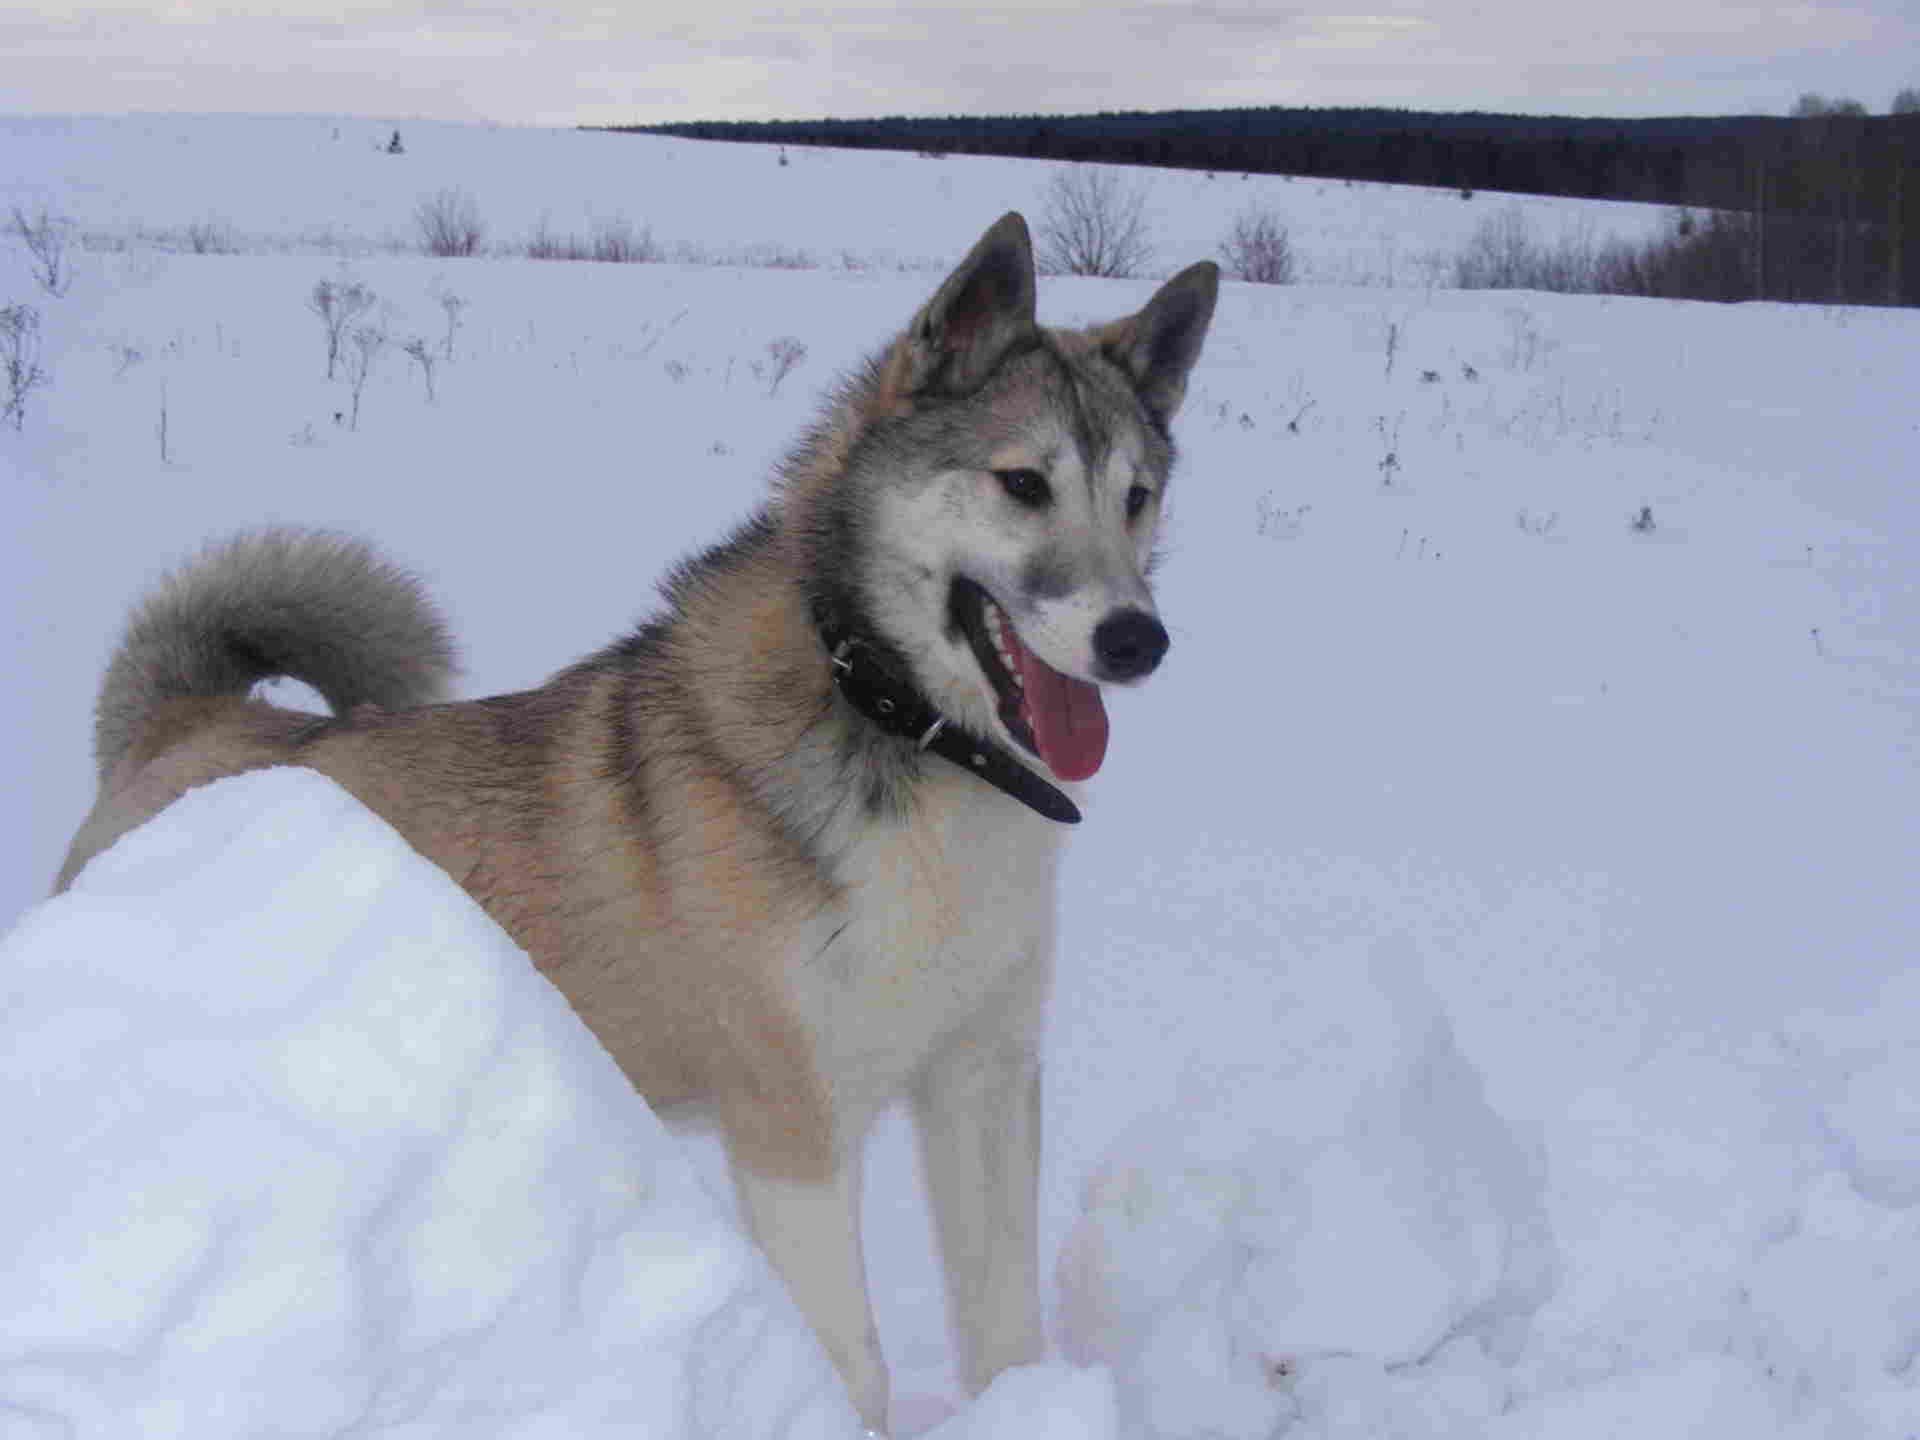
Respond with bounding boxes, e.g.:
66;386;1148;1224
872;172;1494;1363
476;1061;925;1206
63;541;849;1180
57;213;1219;1430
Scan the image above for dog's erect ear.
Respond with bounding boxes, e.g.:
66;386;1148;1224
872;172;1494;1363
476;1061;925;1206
900;212;1038;396
1094;260;1220;426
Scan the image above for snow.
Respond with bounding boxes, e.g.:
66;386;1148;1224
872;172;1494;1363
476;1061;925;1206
0;113;1672;283
3;767;862;1438
921;1367;1118;1440
5;114;1920;1438
1056;939;1551;1438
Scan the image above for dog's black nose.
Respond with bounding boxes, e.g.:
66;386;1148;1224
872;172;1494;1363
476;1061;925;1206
1093;608;1169;681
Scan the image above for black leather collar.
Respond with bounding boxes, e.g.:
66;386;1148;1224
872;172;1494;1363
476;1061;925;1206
811;599;1081;825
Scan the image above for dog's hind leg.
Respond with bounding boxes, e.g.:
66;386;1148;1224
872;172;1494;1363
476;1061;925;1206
910;984;1047;1396
733;1153;889;1431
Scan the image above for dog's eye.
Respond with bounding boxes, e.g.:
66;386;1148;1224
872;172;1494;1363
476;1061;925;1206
1125;484;1154;520
995;468;1052;508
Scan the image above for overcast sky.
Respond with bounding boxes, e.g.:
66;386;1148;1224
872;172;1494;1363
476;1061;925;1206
3;2;1916;127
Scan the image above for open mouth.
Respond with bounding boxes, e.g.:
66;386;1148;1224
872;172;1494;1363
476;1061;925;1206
949;577;1110;782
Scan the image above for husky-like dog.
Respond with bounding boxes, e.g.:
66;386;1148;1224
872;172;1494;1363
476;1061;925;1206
58;213;1217;1429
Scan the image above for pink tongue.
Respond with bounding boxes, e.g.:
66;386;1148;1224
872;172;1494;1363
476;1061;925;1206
1014;640;1109;782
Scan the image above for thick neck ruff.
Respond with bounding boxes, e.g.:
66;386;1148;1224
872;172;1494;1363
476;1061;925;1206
811;599;1081;825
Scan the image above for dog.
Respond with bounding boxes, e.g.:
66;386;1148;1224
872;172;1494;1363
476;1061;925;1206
56;212;1218;1430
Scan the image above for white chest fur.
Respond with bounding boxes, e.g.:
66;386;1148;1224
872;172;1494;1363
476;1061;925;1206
790;771;1065;1130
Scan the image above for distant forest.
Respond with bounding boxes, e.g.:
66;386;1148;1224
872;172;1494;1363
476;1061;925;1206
612;107;1920;307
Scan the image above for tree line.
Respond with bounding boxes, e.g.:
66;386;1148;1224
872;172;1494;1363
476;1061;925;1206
612;99;1920;307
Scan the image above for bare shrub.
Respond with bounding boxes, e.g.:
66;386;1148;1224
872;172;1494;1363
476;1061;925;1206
524;217;587;261
755;336;808;396
308;277;377;379
1502;308;1546;370
1450;206;1601;292
429;281;467;360
185;219;236;255
1452;206;1537;289
592;215;660;264
735;242;816;270
1036;168;1154;278
76;230;131;256
520;216;659;264
1;303;50;430
1218;206;1295;284
401;336;438;402
342;324;388;430
415;187;486;258
9;206;73;297
1516;508;1560;538
1591;210;1757;303
1444;203;1761;304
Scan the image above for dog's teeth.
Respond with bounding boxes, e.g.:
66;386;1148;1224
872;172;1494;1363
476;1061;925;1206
978;593;1023;686
994;629;1019;680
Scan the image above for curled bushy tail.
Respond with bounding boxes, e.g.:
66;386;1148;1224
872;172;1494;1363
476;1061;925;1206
94;529;459;782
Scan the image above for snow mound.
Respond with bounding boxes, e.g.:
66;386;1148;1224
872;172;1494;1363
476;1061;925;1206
922;1365;1117;1440
0;768;860;1439
1056;939;1551;1439
1501;981;1920;1439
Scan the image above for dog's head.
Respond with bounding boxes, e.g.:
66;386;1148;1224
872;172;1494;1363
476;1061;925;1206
839;212;1217;784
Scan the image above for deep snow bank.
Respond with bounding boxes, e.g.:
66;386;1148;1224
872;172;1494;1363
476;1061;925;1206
1;768;863;1439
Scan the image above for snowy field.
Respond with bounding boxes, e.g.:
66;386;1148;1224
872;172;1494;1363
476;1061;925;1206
0;112;1672;285
4;114;1920;1439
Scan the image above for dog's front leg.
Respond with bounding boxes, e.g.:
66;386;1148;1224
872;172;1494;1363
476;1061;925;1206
910;1018;1046;1395
733;1152;889;1431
